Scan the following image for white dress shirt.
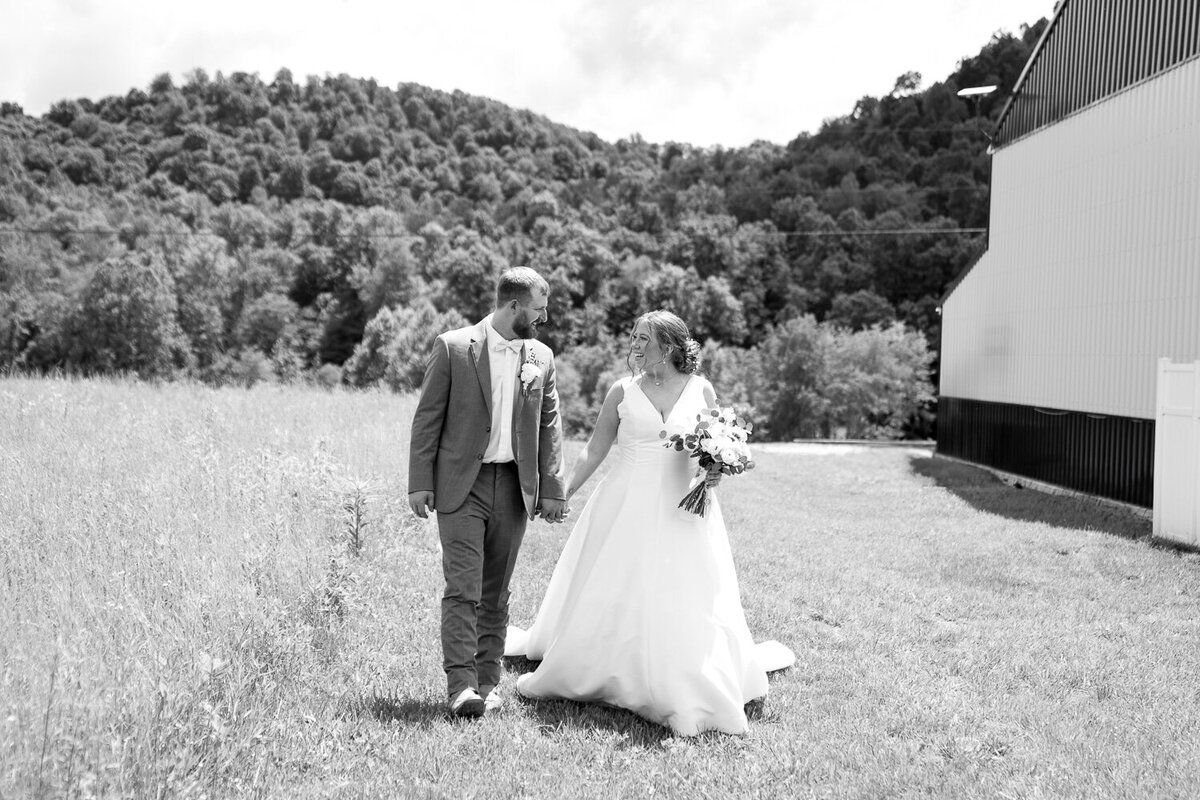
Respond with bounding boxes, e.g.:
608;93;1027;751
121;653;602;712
482;315;523;463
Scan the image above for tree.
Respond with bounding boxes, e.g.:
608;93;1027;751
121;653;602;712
70;249;190;377
700;340;765;423
0;19;1041;429
750;317;933;439
269;155;308;200
236;292;298;354
422;226;506;322
821;323;934;439
752;315;830;439
827;289;896;330
163;233;235;370
347;210;425;318
891;71;923;97
343;300;468;391
555;336;626;436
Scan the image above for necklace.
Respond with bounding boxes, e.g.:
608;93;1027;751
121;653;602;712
650;369;679;387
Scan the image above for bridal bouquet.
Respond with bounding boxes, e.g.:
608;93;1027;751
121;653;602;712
660;407;755;517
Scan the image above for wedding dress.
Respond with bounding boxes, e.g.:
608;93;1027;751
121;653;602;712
507;375;794;736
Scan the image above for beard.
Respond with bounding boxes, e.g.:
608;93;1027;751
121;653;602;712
512;312;541;340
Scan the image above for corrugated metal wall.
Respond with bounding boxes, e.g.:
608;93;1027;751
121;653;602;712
938;398;1154;506
940;55;1200;420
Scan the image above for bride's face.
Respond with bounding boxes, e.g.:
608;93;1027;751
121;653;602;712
629;321;667;370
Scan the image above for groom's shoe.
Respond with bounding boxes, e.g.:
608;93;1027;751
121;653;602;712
480;685;503;712
448;688;486;719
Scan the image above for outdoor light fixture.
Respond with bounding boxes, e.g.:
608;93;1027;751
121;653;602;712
957;85;998;97
958;85;999;147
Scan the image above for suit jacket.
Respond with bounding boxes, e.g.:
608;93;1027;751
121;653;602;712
408;319;566;518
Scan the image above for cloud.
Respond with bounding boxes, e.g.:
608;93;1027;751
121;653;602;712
542;0;816;144
565;0;809;88
0;0;1055;146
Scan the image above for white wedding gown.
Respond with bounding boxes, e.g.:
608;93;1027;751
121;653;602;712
507;376;794;736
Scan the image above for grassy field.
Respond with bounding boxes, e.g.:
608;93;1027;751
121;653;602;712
2;377;1198;799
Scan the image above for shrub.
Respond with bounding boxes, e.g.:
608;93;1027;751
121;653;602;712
342;300;468;392
555;338;627;437
822;322;935;439
314;363;343;389
236;293;298;354
700;341;765;427
751;316;933;440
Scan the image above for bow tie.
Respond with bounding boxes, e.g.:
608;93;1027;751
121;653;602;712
493;339;523;354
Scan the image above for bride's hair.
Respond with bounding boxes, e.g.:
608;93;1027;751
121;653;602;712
630;310;702;375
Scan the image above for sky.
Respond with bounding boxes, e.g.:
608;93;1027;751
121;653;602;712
0;0;1055;148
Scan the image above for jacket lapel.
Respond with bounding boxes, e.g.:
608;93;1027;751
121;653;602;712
470;321;492;418
513;343;527;415
512;343;529;460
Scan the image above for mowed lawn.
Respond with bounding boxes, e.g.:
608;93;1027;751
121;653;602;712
2;377;1198;799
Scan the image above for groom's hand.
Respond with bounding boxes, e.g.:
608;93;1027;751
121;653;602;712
539;498;568;523
408;491;435;519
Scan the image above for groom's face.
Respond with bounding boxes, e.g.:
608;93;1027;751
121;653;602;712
512;288;549;339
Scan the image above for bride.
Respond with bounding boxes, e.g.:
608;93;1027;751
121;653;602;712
507;310;793;736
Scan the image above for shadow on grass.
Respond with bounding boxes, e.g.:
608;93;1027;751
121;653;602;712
521;698;675;747
502;657;783;747
909;454;1153;542
503;655;668;745
343;693;447;728
502;654;537;676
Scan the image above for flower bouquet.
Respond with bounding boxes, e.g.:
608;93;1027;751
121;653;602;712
660;406;755;517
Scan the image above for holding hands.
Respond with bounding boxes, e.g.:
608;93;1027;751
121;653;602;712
538;497;570;524
410;491;571;524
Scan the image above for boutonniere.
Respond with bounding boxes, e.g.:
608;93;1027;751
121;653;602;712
520;353;542;392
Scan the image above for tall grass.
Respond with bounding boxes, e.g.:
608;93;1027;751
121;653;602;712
3;377;1199;799
1;376;420;797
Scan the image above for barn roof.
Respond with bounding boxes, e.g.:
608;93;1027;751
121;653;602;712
993;0;1200;148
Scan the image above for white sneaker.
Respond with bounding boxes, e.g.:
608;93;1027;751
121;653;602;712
448;688;485;718
481;685;503;712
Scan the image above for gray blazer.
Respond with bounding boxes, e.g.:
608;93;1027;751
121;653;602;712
408;319;566;518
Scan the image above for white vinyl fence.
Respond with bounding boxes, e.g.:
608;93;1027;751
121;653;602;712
1154;359;1200;549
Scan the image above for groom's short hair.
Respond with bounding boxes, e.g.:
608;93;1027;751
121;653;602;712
496;266;548;305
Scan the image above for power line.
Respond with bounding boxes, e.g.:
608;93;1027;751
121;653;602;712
0;227;223;238
0;226;987;240
0;227;375;240
760;228;986;238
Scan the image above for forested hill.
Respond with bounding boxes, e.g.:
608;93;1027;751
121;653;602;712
0;19;1045;433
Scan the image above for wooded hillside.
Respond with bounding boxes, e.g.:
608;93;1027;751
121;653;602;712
0;19;1046;437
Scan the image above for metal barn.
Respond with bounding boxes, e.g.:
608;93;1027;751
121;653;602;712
937;0;1200;508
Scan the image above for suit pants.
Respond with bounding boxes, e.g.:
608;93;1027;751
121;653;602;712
437;461;528;698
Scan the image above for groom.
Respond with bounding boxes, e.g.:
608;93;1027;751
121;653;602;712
408;266;568;718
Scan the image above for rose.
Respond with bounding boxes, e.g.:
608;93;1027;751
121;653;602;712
520;361;540;391
709;435;734;452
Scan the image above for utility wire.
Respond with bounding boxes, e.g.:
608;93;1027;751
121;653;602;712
760;228;985;238
0;226;987;239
